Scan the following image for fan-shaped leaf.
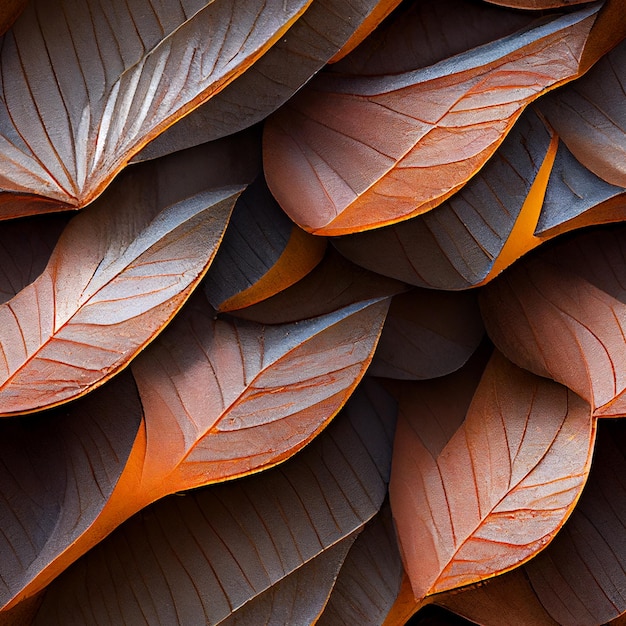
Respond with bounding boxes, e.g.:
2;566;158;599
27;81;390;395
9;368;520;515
480;226;626;417
317;501;404;626
370;289;483;379
231;247;405;324
540;38;626;188
334;107;557;289
0;371;143;610
0;0;310;218
130;290;390;497
390;351;594;600
134;0;403;161
524;419;626;625
31;379;397;624
0;160;241;416
204;176;326;313
263;5;599;235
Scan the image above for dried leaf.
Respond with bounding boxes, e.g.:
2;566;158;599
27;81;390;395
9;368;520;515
0;0;27;36
31;380;397;624
0;0;310;218
204;176;326;312
263;6;599;235
231;247;405;324
130;290;390;497
0;148;243;416
370;289;484;380
317;501;404;626
391;351;594;600
480;226;626;417
334;108;557;289
525;419;626;625
540;38;626;188
135;0;403;160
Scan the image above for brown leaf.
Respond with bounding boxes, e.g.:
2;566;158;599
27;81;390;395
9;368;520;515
334;107;558;289
540;38;626;188
204;176;326;313
231;247;405;324
31;379;397;624
0;149;243;416
263;5;599;235
480;226;626;417
0;371;143;610
390;351;594;600
317;501;404;626
370;289;484;380
0;0;310;218
134;0;402;161
129;290;390;498
0;0;27;36
524;419;626;625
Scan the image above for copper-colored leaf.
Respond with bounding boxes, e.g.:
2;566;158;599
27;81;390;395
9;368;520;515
31;380;396;624
390;351;594;600
524;419;626;625
135;0;403;161
480;226;626;417
204;176;326;313
0;371;143;610
540;38;626;188
317;501;404;626
436;568;558;626
130;290;390;498
335;107;561;289
370;289;484;379
0;0;27;36
0;152;242;416
0;0;310;218
231;247;405;324
263;5;599;235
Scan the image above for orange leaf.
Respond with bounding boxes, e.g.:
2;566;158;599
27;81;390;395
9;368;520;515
0;0;310;217
263;5;599;235
390;351;594;600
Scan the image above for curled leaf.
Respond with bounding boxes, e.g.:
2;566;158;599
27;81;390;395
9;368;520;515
263;5;599;235
390;351;594;599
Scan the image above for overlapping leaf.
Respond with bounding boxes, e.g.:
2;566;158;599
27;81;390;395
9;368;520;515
204;176;326;313
135;0;403;161
0;157;242;416
369;289;483;379
0;0;310;218
263;4;599;235
0;0;26;36
480;226;626;417
130;290;390;496
390;350;594;600
30;379;397;624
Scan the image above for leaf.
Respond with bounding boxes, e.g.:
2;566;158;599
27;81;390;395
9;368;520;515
31;379;397;624
435;568;558;626
0;0;27;36
204;176;327;313
369;289;484;380
0;147;244;416
231;247;405;324
524;419;626;625
0;371;143;610
540;38;626;188
263;5;599;235
328;0;535;77
129;290;391;498
480;226;626;417
134;0;403;161
0;0;310;218
317;501;404;626
390;350;594;600
334;107;558;289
